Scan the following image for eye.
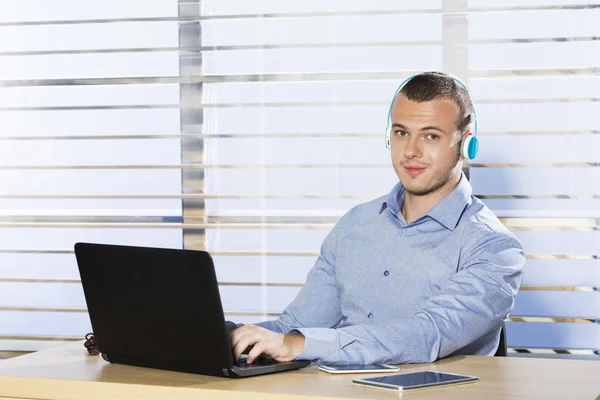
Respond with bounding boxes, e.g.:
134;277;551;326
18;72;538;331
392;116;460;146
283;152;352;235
395;130;408;137
426;133;440;140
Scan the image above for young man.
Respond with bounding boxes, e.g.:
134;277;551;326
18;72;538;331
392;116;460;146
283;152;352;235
229;72;526;365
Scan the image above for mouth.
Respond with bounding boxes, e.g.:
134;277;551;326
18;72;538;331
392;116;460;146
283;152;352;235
404;166;427;176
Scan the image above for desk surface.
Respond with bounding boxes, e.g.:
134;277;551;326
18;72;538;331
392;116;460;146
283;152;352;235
1;342;599;400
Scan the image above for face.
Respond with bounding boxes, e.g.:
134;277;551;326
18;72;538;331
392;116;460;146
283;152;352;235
389;95;465;197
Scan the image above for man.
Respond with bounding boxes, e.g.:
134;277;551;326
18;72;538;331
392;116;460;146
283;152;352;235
229;71;525;365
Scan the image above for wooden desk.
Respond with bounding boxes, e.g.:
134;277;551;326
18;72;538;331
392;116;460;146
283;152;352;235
0;342;598;400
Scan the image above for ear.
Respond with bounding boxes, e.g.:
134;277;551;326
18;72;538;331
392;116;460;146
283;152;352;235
460;130;472;141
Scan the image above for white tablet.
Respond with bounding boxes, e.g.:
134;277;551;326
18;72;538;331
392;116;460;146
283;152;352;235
353;371;479;392
318;364;399;374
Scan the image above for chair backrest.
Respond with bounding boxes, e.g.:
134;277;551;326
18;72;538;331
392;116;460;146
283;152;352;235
494;321;507;357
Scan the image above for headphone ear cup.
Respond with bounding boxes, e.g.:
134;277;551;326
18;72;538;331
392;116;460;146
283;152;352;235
385;127;391;149
461;135;479;160
468;136;479;159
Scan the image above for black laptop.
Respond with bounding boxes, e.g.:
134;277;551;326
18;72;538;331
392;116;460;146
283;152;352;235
74;242;311;378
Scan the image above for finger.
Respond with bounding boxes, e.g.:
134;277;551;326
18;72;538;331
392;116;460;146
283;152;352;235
246;343;265;364
229;325;251;349
241;344;254;355
229;329;241;349
232;335;257;363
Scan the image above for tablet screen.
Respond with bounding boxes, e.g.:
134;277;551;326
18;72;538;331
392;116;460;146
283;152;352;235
356;371;478;389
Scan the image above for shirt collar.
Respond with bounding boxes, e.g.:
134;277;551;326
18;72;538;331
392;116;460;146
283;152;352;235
379;172;473;231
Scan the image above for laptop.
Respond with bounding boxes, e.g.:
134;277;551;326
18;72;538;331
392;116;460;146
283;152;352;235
74;242;311;378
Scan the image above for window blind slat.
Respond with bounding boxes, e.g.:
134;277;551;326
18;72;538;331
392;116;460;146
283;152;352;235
202;46;442;75
514;231;600;255
469;0;600;9
0;0;177;23
0;282;85;309
203;105;387;134
213;255;314;283
0;52;179;80
513;291;599;319
477;135;600;163
0;199;181;217
205;168;398;196
0;84;180;108
0;139;180;166
471;168;600;195
0;109;181;137
204;81;401;104
0;311;90;338
0;22;178;52
202;14;442;47
0;254;78;280
470;76;600;100
207;229;328;253
481;199;600;218
522;260;599;287
0;170;182;196
201;0;442;17
206;198;367;218
470;42;600;70
0;228;182;249
469;9;600;39
205;137;388;165
219;286;301;314
506;322;599;351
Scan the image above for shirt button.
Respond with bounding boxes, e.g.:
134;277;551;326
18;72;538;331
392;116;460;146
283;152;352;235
384;270;390;277
402;229;407;235
367;313;373;319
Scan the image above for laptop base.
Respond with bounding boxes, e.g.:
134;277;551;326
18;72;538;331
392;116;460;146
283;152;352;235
103;353;311;378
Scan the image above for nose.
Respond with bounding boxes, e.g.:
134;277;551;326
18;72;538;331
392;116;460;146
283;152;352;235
403;136;422;159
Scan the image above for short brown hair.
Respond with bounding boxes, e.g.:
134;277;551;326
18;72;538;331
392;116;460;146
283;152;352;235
397;72;474;133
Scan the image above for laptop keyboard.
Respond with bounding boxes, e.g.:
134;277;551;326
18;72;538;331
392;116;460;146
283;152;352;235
235;358;278;369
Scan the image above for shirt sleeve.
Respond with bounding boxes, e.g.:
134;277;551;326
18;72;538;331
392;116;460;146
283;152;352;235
293;231;526;364
255;219;345;334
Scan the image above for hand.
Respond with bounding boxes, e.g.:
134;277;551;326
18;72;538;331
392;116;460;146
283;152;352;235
229;324;305;364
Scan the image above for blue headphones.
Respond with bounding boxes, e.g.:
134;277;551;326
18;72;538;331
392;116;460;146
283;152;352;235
384;74;479;160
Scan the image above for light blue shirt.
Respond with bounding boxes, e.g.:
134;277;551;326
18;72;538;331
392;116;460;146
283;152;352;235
256;174;526;365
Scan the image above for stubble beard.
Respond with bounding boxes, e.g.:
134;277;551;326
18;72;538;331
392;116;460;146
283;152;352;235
404;149;461;197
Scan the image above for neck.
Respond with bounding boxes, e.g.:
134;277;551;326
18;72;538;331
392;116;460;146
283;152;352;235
401;171;462;224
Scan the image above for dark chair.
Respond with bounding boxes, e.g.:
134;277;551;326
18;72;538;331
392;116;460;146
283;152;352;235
494;321;507;357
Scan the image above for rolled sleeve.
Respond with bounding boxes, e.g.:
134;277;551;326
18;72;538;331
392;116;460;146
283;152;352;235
293;328;355;362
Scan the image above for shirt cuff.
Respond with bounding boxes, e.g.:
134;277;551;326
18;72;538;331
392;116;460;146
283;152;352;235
292;328;355;362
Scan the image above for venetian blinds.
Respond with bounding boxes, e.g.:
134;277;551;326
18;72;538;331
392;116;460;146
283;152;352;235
201;0;600;357
0;0;183;352
1;0;599;358
467;0;600;356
